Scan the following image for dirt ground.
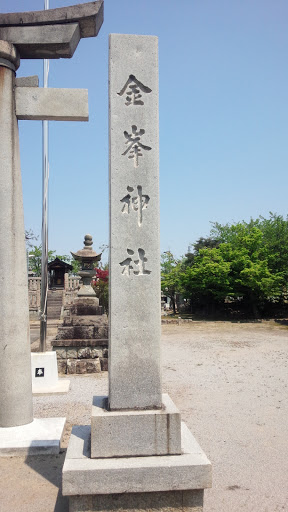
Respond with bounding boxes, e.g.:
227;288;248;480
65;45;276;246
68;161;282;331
0;321;287;512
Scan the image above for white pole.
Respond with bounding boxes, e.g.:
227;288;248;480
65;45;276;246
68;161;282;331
40;0;50;352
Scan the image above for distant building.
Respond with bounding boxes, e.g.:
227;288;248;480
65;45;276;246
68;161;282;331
48;258;72;289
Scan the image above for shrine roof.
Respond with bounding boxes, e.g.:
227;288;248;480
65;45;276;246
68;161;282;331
48;257;73;270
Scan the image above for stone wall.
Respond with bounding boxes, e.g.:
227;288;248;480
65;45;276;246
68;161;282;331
51;300;108;374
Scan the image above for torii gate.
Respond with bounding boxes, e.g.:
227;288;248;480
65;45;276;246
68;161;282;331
0;2;103;437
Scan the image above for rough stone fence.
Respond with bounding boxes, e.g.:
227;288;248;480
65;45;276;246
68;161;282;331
28;273;81;319
63;274;81;306
28;277;41;319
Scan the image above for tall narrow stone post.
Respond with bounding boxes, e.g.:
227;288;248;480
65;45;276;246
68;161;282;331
0;41;33;427
109;34;161;410
63;34;211;512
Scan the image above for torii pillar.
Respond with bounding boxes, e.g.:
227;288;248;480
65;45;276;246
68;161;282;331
0;2;103;453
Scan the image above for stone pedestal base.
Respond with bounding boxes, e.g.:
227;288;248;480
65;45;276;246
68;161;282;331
31;351;70;395
0;417;66;456
91;394;181;458
69;489;204;512
63;422;211;511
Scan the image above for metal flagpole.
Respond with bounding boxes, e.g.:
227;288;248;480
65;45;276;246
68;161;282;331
40;0;50;352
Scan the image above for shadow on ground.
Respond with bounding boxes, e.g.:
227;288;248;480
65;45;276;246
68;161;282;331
24;451;68;512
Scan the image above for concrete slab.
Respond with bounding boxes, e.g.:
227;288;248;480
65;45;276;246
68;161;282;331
91;394;181;458
69;489;204;512
33;380;70;396
63;422;212;496
16;87;88;121
0;417;66;456
31;351;70;395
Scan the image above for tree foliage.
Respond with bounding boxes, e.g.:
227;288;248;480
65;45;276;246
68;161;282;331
161;251;182;314
163;213;288;318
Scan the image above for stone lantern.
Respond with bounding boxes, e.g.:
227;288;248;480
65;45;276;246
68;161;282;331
71;234;101;297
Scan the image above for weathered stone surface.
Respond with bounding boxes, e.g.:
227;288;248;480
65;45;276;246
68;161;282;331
67;349;78;359
76;360;87;374
90;394;181;458
62;423;212;495
0;40;19;68
91;349;102;359
67;359;77;375
86;360;101;373
69;489;204;512
109;34;161;410
102;348;108;358
0;23;81;59
52;339;108;347
57;360;67;374
15;75;39;87
15;87;88;121
56;348;67;359
70;302;103;316
100;358;108;371
0;41;32;427
69;315;107;326
78;347;91;359
0;1;104;42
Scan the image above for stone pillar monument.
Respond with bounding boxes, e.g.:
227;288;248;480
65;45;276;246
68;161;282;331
63;34;211;511
0;2;103;454
0;41;32;428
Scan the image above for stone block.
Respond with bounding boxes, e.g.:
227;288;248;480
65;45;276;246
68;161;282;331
100;358;108;371
0;23;81;60
76;360;87;374
15;87;88;121
98;325;108;338
15;75;39;87
57;360;67;374
71;315;107;326
53;338;108;348
86;360;101;374
67;349;78;359
56;348;67;359
0;417;66;457
62;422;212;495
90;394;181;458
69;489;204;512
78;347;91;359
67;359;77;374
70;301;103;316
102;348;108;358
91;349;102;359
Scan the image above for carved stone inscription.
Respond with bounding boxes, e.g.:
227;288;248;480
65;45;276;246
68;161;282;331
119;248;151;276
117;74;152;106
121;186;150;226
122;125;151;168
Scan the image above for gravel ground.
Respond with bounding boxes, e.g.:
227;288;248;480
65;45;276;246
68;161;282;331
0;321;287;512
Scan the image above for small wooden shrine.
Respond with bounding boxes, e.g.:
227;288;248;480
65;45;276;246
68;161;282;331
48;258;72;289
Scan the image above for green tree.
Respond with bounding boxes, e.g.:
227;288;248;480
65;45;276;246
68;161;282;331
28;245;55;276
180;246;232;314
209;221;283;316
161;251;182;314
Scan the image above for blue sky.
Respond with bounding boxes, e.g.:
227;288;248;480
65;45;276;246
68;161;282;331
2;0;288;263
